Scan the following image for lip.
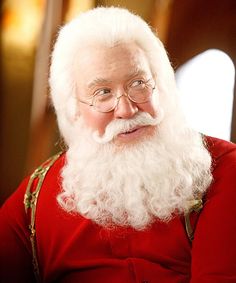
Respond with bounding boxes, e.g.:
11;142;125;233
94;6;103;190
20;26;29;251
117;125;151;142
121;126;140;135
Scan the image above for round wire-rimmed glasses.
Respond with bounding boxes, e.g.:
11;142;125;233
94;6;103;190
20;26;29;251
78;79;155;113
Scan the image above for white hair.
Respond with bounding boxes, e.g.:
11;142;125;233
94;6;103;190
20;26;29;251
50;7;213;229
49;6;180;145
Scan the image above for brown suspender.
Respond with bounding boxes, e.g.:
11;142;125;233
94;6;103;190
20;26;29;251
23;152;63;282
184;198;203;241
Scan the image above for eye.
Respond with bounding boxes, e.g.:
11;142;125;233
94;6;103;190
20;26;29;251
130;80;145;88
94;88;112;96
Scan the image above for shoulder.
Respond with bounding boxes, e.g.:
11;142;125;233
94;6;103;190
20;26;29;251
204;135;236;182
27;151;66;193
1;152;66;225
203;135;236;199
205;135;236;165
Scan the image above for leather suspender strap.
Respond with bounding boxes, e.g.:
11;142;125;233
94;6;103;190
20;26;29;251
23;152;63;282
184;198;203;242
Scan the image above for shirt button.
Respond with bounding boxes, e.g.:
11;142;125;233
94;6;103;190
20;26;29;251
141;281;149;283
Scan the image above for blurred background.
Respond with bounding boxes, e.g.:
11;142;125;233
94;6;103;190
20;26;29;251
0;0;236;204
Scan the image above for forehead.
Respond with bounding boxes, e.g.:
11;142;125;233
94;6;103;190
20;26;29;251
74;43;152;88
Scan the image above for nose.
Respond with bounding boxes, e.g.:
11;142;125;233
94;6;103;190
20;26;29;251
114;94;138;119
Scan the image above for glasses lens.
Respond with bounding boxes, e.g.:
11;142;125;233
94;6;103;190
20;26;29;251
93;93;116;112
129;86;153;103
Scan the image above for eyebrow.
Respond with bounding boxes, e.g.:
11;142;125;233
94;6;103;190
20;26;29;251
87;68;149;89
126;68;148;80
87;78;113;89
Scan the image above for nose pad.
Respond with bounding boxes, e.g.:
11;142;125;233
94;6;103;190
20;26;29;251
114;95;138;119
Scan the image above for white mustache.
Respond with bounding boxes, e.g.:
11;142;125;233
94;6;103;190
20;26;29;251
93;110;164;144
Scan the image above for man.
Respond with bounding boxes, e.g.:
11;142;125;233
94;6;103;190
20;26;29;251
0;6;236;283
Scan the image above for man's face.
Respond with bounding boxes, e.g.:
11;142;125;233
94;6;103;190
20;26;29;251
74;42;158;145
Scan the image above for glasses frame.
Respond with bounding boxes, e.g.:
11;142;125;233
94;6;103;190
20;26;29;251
78;81;156;113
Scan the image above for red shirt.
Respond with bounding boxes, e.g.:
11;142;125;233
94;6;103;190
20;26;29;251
1;136;236;283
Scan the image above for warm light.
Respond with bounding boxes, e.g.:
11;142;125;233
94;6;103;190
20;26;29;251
2;0;45;50
65;0;95;22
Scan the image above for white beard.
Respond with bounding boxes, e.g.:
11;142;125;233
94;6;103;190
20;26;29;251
57;111;212;230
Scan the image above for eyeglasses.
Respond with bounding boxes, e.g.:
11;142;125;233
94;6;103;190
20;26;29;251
78;79;155;113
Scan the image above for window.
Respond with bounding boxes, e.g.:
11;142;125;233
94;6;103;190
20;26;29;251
175;49;235;140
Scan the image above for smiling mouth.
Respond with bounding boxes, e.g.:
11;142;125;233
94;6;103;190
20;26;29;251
120;126;142;135
123;128;138;134
115;125;155;144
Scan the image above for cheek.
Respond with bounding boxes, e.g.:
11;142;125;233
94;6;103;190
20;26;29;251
79;105;113;134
